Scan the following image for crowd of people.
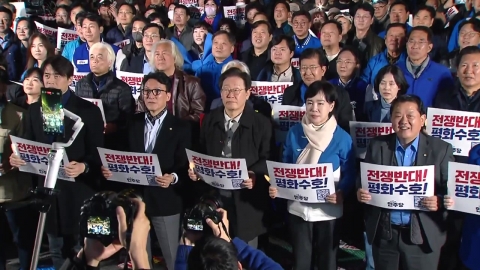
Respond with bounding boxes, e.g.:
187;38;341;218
0;0;478;269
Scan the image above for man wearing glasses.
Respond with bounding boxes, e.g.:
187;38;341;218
101;71;191;270
282;48;353;132
372;0;390;34
290;10;321;57
396;26;453;108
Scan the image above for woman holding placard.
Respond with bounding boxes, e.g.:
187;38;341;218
269;81;356;270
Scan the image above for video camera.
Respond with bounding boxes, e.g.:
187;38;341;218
183;194;223;234
79;189;141;247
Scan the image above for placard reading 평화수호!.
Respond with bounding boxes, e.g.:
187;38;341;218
360;162;435;210
448;162;480;215
267;161;336;203
10;136;74;181
97;147;162;186
185;149;249;190
349;121;394;159
426;107;480;156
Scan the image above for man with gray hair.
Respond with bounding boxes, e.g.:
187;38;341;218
137;39;205;123
75;42;135;155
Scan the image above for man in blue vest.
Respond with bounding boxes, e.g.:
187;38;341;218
72;13;119;73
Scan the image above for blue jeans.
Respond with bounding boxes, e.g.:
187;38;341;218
364;231;374;270
0;208;37;270
47;234;81;270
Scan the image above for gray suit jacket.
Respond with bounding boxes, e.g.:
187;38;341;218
360;132;454;250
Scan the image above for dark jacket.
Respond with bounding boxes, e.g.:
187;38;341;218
329;77;368;122
137;70;206;122
127;112;191;217
256;62;302;85
346;29;384;70
75;71;135;150
105;24;132;44
282;82;354;132
22;92;105;235
169;25;194;51
433;81;480;163
2;30;23;81
240;46;271;81
361;133;454;251
175;237;283;270
0;100;31;202
197;105;273;241
118;43;145;73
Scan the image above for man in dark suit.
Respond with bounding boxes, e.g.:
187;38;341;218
102;72;191;270
188;68;273;248
9;55;105;270
356;95;454;270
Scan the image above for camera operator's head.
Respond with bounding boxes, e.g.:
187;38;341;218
187;236;242;270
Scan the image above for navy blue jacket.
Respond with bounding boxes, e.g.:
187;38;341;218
2;30;23;81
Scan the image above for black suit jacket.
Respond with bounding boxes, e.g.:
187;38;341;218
361;133;454;250
128;112;191;217
197;105;273;241
23;92;105;235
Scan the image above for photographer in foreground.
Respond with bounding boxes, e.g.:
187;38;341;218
60;198;151;270
175;208;282;270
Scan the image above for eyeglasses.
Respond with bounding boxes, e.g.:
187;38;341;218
293;21;307;27
373;5;386;10
143;34;160;39
300;66;319;72
460;32;479;39
407;39;428;46
141;88;167;97
118;11;133;15
354;15;371;21
336;60;356;66
221;88;245;96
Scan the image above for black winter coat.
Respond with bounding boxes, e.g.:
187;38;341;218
75;71;135;150
196;105;274;242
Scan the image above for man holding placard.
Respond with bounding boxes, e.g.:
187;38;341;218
10;56;105;270
357;95;454;269
101;72;191;270
188;68;272;249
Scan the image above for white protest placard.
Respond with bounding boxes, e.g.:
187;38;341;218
82;98;106;124
56;27;78;49
223;5;246;26
10;136;73;182
349;121;394;159
426;108;480;157
34;21;57;46
291;58;299;69
114;39;130;49
186;149;248;190
272;105;305;143
267;161;336;203
116;70;143;100
251;81;292;105
360;162;435;210
97;147;162;186
447;162;480;215
69;71;88;91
